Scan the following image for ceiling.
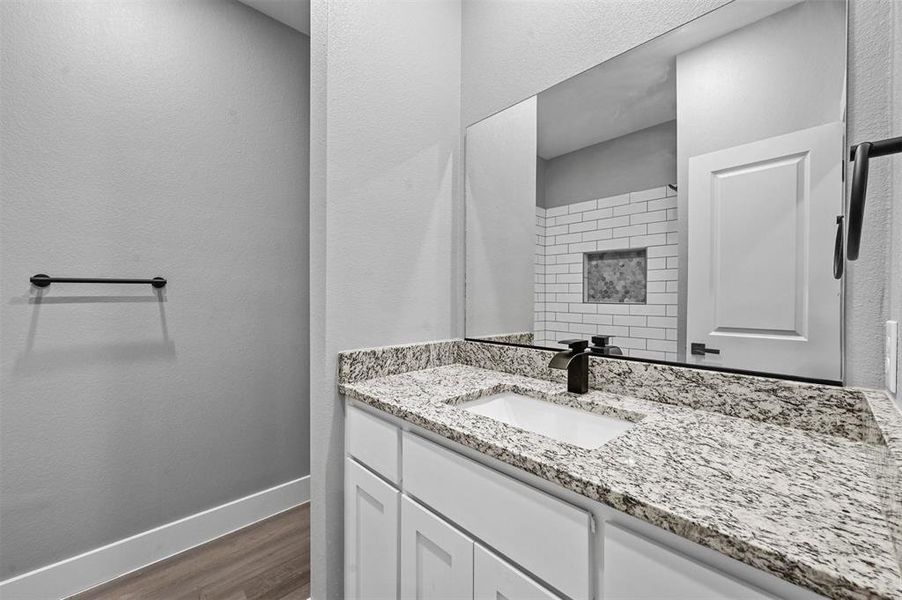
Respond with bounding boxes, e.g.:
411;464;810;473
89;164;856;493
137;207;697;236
238;0;310;35
536;0;800;160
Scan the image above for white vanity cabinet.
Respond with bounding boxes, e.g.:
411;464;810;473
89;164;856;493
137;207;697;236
400;496;474;599
474;544;562;600
344;403;824;600
345;458;399;600
398;496;564;600
402;430;593;600
345;404;578;600
603;523;775;600
347;403;401;484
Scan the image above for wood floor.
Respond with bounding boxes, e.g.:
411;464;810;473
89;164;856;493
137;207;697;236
69;504;310;600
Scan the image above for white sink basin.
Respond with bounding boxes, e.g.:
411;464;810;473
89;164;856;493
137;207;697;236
461;392;636;449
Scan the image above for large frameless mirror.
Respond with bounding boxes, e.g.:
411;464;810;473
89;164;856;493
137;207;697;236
465;0;847;383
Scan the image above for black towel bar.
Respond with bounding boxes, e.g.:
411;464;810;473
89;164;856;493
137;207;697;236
846;135;902;262
30;274;166;288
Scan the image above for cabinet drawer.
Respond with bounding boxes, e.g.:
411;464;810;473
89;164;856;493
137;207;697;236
474;544;561;600
402;432;593;600
604;522;774;599
347;404;400;484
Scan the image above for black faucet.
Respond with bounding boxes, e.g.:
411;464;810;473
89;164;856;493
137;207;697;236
549;336;623;394
549;339;590;394
590;335;623;357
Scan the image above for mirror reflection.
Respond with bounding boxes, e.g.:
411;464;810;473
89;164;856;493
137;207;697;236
465;0;846;382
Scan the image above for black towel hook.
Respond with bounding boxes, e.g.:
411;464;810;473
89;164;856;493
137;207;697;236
846;135;902;261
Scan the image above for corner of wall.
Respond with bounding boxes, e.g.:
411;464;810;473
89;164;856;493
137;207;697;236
308;0;331;598
845;0;895;388
891;0;902;402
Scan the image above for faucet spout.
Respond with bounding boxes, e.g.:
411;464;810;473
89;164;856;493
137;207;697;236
549;350;577;370
549;340;590;394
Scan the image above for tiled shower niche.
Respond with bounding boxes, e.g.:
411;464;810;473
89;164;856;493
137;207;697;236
534;185;679;361
584;249;647;304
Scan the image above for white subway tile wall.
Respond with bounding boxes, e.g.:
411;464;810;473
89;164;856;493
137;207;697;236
535;185;679;361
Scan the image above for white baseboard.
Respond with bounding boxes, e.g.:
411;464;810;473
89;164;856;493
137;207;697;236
0;475;310;600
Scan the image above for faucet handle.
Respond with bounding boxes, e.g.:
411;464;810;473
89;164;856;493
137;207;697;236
558;339;589;352
590;335;622;356
591;335;613;347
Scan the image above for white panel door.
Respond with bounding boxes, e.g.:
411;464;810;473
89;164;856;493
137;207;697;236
474;544;561;600
604;523;775;599
687;122;842;380
345;458;400;600
400;496;474;600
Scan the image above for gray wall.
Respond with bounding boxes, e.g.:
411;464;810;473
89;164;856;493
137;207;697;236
845;0;895;390
675;0;845;365
893;1;902;403
880;0;902;402
0;0;309;579
461;0;732;126
309;0;462;597
466;97;537;338
541;120;677;209
536;157;548;209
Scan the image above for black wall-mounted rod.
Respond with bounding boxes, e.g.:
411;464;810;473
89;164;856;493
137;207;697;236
849;135;902;160
30;274;166;288
847;142;870;261
846;135;902;262
833;215;844;280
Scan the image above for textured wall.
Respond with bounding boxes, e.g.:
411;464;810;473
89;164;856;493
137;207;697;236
846;0;895;388
466;97;537;337
239;0;310;34
461;0;732;126
0;0;310;578
309;0;462;596
893;1;902;402
541;121;677;210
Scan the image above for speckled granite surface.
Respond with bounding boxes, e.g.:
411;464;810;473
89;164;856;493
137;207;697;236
470;332;535;345
338;341;902;600
337;339;459;386
863;390;902;576
460;341;877;443
338;339;877;442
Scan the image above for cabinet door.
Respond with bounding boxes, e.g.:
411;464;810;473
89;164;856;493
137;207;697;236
400;496;473;600
604;523;775;599
403;432;593;600
474;544;560;600
346;458;399;600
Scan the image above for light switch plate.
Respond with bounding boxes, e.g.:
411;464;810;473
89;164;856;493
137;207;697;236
887;321;898;394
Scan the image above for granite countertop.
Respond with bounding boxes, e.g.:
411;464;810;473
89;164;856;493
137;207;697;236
341;362;902;600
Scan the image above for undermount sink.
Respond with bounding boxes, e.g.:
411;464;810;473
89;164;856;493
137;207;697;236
461;392;636;449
